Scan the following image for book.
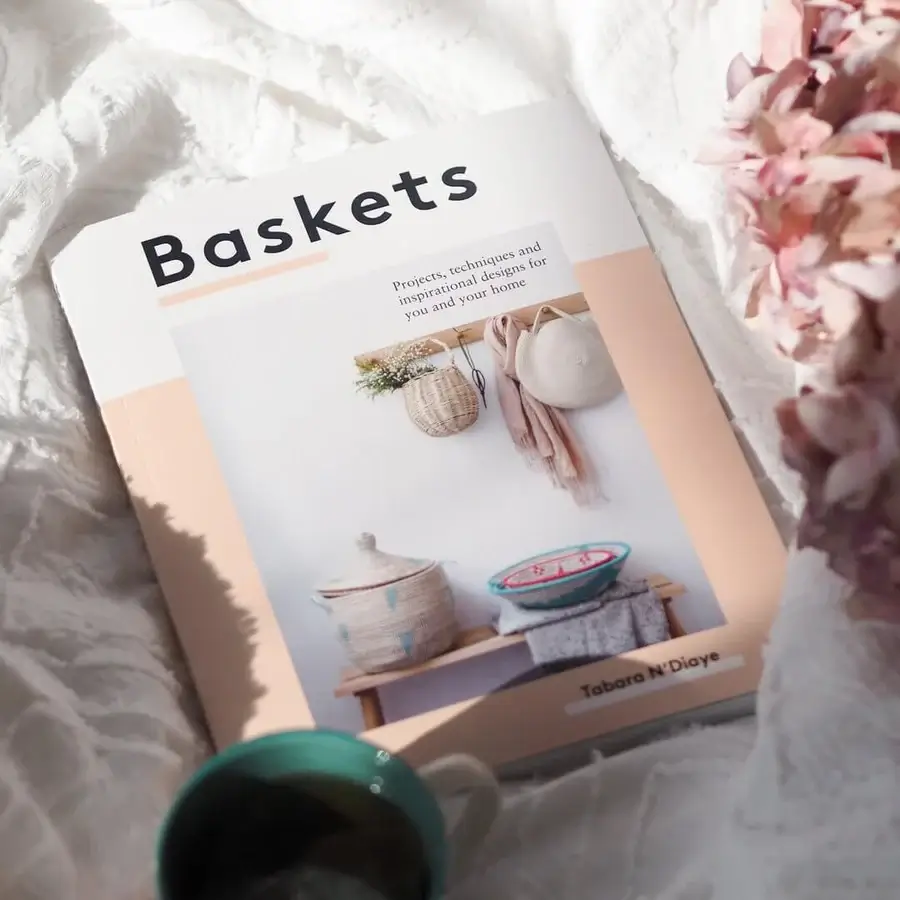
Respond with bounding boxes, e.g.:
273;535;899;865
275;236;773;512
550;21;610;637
49;98;786;773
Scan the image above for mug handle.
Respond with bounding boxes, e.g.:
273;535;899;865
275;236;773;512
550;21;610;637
418;754;501;877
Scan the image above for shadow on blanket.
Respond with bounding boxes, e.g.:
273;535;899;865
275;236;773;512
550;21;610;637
129;493;263;744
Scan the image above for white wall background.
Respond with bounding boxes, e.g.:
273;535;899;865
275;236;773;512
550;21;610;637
173;269;726;733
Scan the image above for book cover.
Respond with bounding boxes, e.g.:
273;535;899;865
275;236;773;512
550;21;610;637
49;98;786;769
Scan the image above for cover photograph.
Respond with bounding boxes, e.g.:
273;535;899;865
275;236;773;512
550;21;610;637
48;99;786;769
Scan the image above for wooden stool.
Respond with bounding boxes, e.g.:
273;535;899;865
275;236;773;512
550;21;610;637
334;574;686;729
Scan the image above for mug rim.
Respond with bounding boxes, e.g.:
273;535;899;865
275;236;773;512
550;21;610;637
155;728;447;900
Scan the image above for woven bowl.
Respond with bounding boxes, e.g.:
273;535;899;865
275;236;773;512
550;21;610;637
487;542;631;610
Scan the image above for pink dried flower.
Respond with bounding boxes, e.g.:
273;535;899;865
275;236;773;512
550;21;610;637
778;385;900;505
777;386;900;593
705;3;900;600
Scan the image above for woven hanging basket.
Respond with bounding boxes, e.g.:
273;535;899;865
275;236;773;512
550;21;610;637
402;338;479;437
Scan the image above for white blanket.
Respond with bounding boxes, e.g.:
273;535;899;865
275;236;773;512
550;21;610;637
449;550;900;900
0;1;846;898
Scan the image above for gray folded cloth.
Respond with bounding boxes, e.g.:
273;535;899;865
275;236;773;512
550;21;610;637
500;583;671;666
495;578;650;636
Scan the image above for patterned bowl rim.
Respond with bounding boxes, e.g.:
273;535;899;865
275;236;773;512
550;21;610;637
499;548;616;589
487;542;631;596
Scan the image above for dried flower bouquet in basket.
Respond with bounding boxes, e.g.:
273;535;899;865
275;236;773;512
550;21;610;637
355;339;479;438
355;341;436;398
702;0;900;602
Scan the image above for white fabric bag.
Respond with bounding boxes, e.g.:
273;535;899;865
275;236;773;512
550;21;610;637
515;306;622;409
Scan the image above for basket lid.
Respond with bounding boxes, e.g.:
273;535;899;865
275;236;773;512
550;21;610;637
315;533;433;595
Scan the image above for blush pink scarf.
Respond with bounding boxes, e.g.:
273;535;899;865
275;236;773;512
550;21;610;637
483;314;600;506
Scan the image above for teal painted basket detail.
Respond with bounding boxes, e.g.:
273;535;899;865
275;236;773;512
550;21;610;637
386;586;398;610
312;564;458;674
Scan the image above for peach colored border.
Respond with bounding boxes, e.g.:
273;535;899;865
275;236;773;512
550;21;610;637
99;246;786;766
158;251;329;307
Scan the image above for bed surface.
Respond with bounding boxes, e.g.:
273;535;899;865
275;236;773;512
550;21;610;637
2;2;841;899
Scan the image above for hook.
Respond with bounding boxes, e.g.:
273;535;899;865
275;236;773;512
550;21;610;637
453;327;488;409
451;326;472;346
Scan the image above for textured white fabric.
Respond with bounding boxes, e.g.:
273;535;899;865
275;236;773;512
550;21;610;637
451;719;761;900
0;1;821;899
705;550;900;900
452;550;900;900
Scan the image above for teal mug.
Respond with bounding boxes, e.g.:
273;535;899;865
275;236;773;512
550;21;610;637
156;729;501;900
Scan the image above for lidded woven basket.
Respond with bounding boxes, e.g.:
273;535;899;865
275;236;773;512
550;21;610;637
402;338;479;437
313;533;458;674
